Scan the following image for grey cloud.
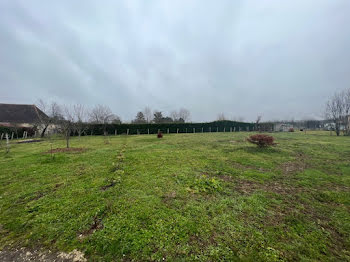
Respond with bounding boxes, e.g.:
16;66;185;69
1;0;350;122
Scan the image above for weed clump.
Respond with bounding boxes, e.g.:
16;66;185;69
247;134;276;148
189;175;222;194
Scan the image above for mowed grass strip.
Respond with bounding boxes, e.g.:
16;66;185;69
0;132;349;261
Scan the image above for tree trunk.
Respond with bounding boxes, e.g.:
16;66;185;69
336;123;340;136
66;132;70;148
41;125;48;138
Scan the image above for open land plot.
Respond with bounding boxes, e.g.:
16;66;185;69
0;132;349;261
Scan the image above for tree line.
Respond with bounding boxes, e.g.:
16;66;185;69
35;100;191;147
132;107;190;124
325;88;350;136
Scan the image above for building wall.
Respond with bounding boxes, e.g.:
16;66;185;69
0;122;33;128
274;123;294;132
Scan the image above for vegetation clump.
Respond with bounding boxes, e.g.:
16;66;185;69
157;131;163;138
247;134;276;148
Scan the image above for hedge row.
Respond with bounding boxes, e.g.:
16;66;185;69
0;126;35;138
0;120;272;138
86;121;256;135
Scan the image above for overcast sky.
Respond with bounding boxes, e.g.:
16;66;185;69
1;0;349;122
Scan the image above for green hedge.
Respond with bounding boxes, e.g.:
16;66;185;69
86;120;255;135
0;126;35;138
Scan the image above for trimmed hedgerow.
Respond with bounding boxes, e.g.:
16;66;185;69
86;121;255;136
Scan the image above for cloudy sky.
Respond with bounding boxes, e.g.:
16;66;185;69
1;0;349;122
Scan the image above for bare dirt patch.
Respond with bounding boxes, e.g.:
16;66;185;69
44;148;86;154
161;191;177;204
234;178;306;196
100;179;117;191
225;160;272;173
0;247;86;262
32;191;45;201
234;179;262;194
281;161;307;175
280;152;309;175
78;216;104;239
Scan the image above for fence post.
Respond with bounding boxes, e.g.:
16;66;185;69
127;129;129;135
193;128;195;133
209;127;211;132
224;128;226;132
167;128;169;134
23;132;25;139
230;127;232;132
202;127;203;133
177;128;179;134
217;127;219;132
1;133;3;140
148;128;150;135
186;128;187;133
11;132;14;140
137;129;140;135
5;133;10;153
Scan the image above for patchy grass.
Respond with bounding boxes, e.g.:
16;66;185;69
0;132;349;261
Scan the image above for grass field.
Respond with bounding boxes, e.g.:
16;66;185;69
0;132;349;261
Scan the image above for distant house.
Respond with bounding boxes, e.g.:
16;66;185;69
274;123;294;132
0;103;48;128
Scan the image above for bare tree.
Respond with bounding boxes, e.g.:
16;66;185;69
36;99;62;137
89;105;114;135
343;88;350;135
255;115;262;132
170;110;179;122
143;106;152;123
326;91;345;136
73;104;87;138
89;105;113;124
60;105;74;148
178;108;191;122
217;113;226;121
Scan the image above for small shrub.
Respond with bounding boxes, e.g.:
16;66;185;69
289;128;294;132
157;132;163;138
247;134;275;148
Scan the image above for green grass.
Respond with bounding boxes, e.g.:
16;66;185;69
0;132;349;261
